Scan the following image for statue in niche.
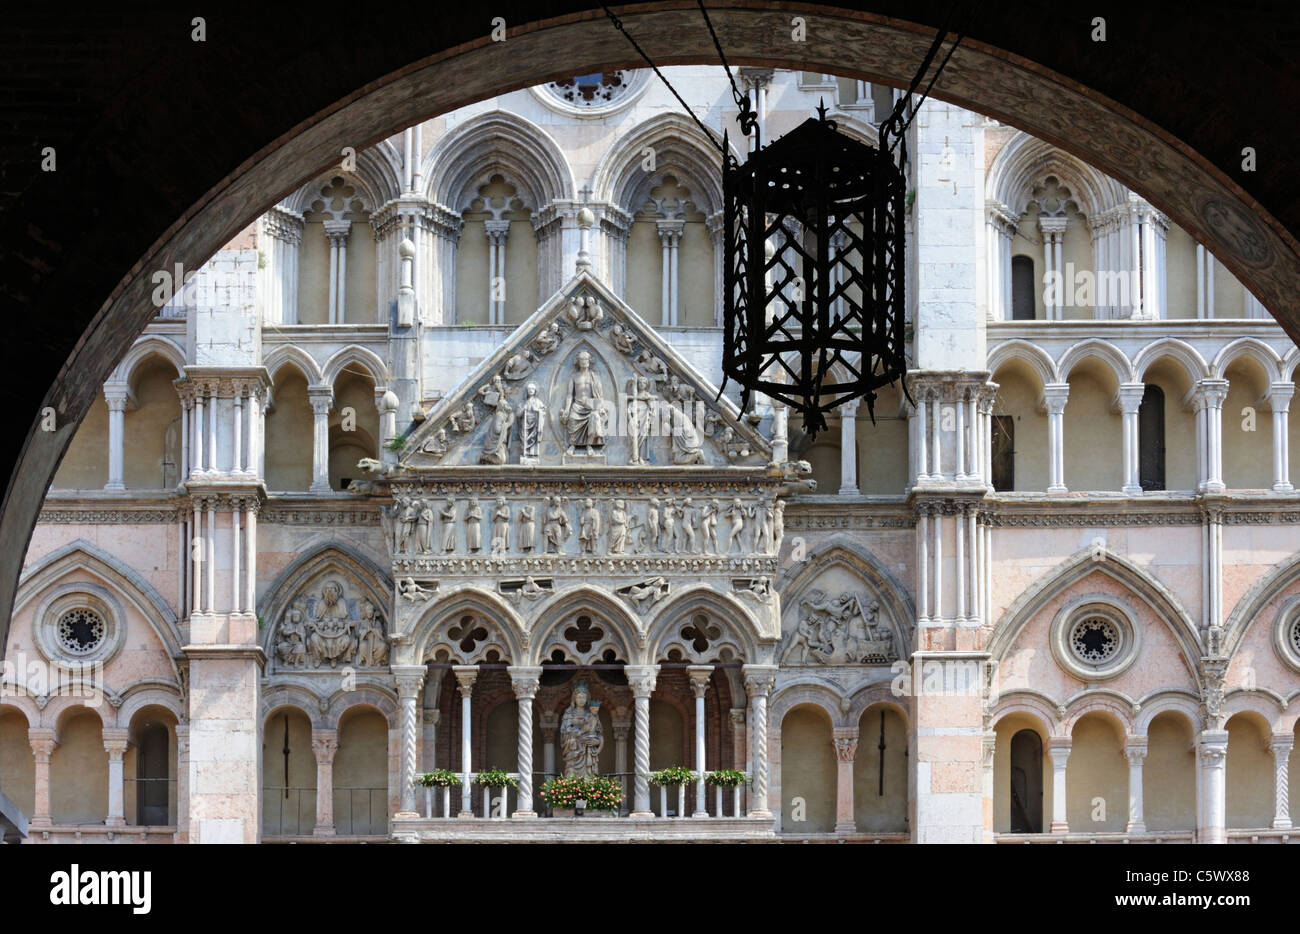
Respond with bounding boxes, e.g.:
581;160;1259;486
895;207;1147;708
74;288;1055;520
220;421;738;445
439;498;458;552
567;295;603;330
399;578;436;601
449;402;477;433
534;321;562;355
610;323;636;355
503;350;538;380
781;590;894;665
560;681;604;777
646;499;661;551
519;382;547;466
518;504;537;552
560;350;606;455
275;597;308;668
700;500;720;553
752;499;775;554
355;598;389;668
543;495;570;553
420;428;448;457
305;580;356;669
608;499;629;555
626;375;657;465
417;499;435;554
725;498;748;554
397;498;418;553
662;402;705;465
491;497;511;554
617;577;670;613
465;497;484;552
660;497;676;552
579;498;602;554
478;380;515;466
678;497;698;553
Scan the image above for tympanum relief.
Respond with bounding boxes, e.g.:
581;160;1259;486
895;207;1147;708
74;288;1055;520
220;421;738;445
780;589;896;665
273;578;391;671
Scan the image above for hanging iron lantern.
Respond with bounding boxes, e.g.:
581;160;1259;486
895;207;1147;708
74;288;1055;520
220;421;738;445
721;102;908;438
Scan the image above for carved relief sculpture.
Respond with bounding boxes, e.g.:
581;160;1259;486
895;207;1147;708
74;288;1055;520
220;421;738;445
275;597;308;667
611;323;636;354
418;498;435;554
664;402;705;465
617;577;670;613
519;382;547;465
560;350;606;455
355;598;389;668
567;294;603;330
626;375;656;465
700;500;720;553
491;496;511;554
518;504;537;552
543;496;570;553
726;498;748;554
503;350;538;380
399;578;436;601
534;321;562;354
579;498;602;554
419;428;448;458
660;497;676;552
439;498;458;552
478;377;515;465
305;580;357;669
560;681;604;776
465;497;483;552
781;589;895;665
608;499;629;554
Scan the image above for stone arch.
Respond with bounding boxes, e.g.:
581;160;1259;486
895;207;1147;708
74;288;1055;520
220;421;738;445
324;689;397;731
51;700;107;740
773;538;916;660
594;111;729;217
1131;337;1211;384
845;681;909;726
528;585;639;667
1134;690;1202;735
262;687;329;730
15;539;184;681
322;344;390;388
111;336;186;386
771;682;846;727
1060;690;1137;736
409;586;525;665
987;339;1059;389
264;344;325;386
1057;338;1134;385
647;586;761;666
257;541;393;665
990;692;1063;739
425;110;574;211
0;695;39;729
987;132;1129;220
283;152;400;216
1283;345;1300;382
1211;336;1285;383
1222;692;1286;732
989;544;1203;688
1221;548;1300;660
115;683;185;729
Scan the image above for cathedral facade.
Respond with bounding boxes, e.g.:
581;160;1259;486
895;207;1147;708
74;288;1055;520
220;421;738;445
3;68;1298;844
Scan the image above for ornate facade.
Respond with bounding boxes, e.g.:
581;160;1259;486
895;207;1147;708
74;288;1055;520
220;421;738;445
3;68;1298;844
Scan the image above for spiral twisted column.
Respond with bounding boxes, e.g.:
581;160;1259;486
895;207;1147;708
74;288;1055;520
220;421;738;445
743;665;778;820
1272;735;1294;830
392;666;427;818
625;665;660;817
509;666;542;818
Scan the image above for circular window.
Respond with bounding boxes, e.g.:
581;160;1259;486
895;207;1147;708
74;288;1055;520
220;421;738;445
56;608;106;656
1069;616;1119;664
1049;598;1140;681
1272;602;1300;673
532;70;651;117
1290;616;1300;658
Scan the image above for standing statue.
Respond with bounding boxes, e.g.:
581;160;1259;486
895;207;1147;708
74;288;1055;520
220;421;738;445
772;499;786;555
660;497;677;553
417;498;435;554
579;498;602;554
491;497;511;554
397;497;418;553
646;498;661;552
543;496;570;553
608;499;629;555
355;598;389;668
679;497;698;553
560;350;605;455
519;382;547;465
439;498;458;552
518;503;537;552
478;378;515;465
626;375;657;465
726;498;748;554
700;499;720;553
465;497;483;552
560;681;604;777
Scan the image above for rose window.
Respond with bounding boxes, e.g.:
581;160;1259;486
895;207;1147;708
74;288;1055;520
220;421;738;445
1069;616;1119;664
1290;617;1300;658
56;608;106;656
547;72;633;107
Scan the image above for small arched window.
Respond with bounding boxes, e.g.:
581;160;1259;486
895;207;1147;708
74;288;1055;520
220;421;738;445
135;722;171;826
1009;729;1043;833
1139;384;1166;491
1011;255;1037;320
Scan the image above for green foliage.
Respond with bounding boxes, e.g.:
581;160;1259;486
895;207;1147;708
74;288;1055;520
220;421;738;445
705;768;748;787
383;432;409;453
415;769;461;788
475;768;518;788
540;775;624;811
647;766;698;786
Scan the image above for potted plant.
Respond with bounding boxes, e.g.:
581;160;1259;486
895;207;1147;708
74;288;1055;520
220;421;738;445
705;768;749;818
540;775;588;818
580;775;624;816
648;766;697;818
540;775;624;817
415;769;461;818
474;768;518;819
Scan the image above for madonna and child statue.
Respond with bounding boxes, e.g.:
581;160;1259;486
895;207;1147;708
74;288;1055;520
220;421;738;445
560;681;604;776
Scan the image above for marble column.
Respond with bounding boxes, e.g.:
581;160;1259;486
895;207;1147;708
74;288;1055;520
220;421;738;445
687;665;713;817
540;711;559;779
1124;742;1147;834
1048;739;1071;833
1198;730;1229;843
1043;383;1070;493
730;708;748;814
1196;379;1229;492
508;666;541;818
626;665;659;817
454;665;478;817
838;400;860;494
832;727;859;834
308;387;333;493
104;386;129;491
28;729;56;828
392;666;425;819
324;220;350;324
1269;383;1294;491
1118;382;1146;494
191;391;205;478
311;731;339;836
1271;734;1293;830
103;729;130;827
743;665;777;820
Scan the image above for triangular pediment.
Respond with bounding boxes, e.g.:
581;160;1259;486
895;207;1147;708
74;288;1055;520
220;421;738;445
397;272;771;472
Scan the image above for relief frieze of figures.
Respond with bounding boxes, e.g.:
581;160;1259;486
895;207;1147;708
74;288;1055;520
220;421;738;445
779;589;897;666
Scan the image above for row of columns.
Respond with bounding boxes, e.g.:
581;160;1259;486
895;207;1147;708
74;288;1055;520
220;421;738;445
1040;731;1294;840
657;221;683;327
911;379;996;486
187;495;259;618
915;501;987;626
26;727;173;830
391;664;776;820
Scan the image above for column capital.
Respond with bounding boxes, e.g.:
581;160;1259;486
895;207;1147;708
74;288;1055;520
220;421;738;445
310;730;340;763
686;664;714;697
422;708;441;726
1199;729;1230;764
831;726;859;762
392;665;427;699
1124;742;1148;764
1270;734;1295;755
307;385;334;414
1038;215;1068;236
453;664;479;697
508;665;542;700
839;398;861;417
539;710;560;733
1268;382;1295;412
1192;378;1230;408
1116;382;1147;413
103;384;132;411
625;664;660;698
323;218;351;242
1040;383;1070;414
610;706;633;732
742;664;778;697
102;737;130;760
1046;737;1072;762
28;728;57;759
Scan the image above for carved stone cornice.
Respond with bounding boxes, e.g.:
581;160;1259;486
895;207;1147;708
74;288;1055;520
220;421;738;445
261;206;304;244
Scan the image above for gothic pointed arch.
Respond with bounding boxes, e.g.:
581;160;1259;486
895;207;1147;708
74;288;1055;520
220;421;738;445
322;344;391;387
529;585;639;666
987;339;1060;389
989;545;1202;688
264;344;325;386
111;336;186;386
1210;337;1285;383
1221;548;1300;659
987;132;1128;220
408;587;525;666
424;110;574;211
1131;337;1211;384
647;586;762;665
283;147;402;216
592;112;732;217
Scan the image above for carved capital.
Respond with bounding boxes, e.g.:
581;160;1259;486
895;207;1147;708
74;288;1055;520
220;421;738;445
392;665;427;700
742;664;778;698
686;664;714;698
508;665;543;700
453;664;479;698
624;664;660;698
311;731;340;763
831;727;859;762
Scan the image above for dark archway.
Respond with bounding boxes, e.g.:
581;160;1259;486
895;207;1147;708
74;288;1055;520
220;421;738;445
3;1;1299;648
